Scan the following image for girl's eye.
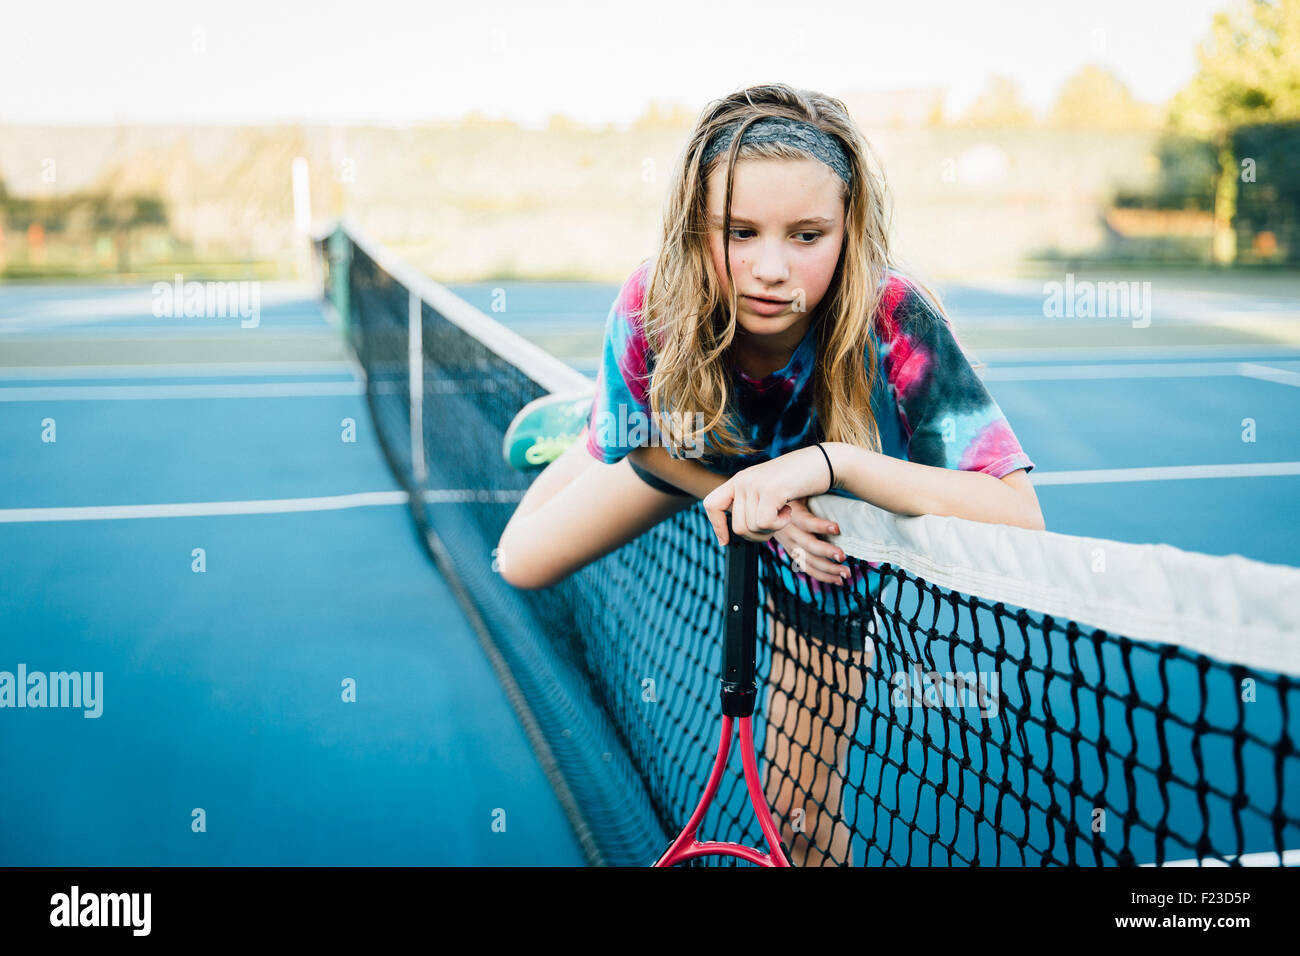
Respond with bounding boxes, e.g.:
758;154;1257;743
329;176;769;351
727;228;822;243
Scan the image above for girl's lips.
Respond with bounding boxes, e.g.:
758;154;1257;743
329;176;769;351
743;295;792;316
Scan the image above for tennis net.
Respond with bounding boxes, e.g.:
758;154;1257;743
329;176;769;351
318;221;1300;867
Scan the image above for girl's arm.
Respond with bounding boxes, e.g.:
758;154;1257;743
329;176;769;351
637;438;1044;532
497;435;697;590
626;444;727;499
821;441;1044;530
701;443;1044;545
631;444;857;585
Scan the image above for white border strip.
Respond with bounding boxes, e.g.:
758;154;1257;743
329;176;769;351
340;218;594;396
811;494;1300;676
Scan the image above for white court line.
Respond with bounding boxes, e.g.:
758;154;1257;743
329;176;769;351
421;489;526;503
0;361;359;380
0;492;410;523
1032;462;1300;485
1239;363;1300;387
980;362;1251;381
0;489;521;524
0;467;1286;521
970;344;1300;362
0;325;333;338
1145;848;1300;867
0;381;364;401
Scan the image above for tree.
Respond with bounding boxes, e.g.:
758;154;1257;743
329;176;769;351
957;75;1036;128
1168;0;1300;262
92;193;168;273
633;101;698;130
1048;65;1159;129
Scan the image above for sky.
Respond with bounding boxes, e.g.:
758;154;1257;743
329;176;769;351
3;0;1233;127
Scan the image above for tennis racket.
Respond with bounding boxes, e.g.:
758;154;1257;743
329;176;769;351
653;515;792;867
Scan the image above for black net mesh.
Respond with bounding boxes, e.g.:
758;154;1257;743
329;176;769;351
324;226;1299;867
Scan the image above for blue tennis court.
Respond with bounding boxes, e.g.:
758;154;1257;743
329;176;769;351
0;282;585;865
2;261;1297;865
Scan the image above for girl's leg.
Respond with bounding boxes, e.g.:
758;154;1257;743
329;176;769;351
497;428;697;591
762;600;870;866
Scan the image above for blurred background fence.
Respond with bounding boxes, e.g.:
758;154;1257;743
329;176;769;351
3;0;1298;284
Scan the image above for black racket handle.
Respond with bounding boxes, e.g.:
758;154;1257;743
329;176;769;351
722;512;759;717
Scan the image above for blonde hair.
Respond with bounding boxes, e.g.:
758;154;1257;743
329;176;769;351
642;82;947;461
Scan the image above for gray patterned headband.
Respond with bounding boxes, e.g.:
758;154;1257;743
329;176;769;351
701;116;852;186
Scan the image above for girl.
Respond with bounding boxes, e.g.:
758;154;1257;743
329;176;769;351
497;83;1043;866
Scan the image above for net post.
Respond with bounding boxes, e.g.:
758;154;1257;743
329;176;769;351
326;226;352;343
409;290;427;485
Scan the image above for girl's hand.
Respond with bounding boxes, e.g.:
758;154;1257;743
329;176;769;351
771;499;849;585
702;446;836;545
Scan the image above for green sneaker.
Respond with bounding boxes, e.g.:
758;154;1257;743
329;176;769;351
502;389;595;471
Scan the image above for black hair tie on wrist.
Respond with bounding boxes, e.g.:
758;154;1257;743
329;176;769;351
815;443;835;493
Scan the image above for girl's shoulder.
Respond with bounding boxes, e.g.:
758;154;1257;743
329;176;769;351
607;258;656;346
871;268;962;389
614;258;654;323
874;268;943;346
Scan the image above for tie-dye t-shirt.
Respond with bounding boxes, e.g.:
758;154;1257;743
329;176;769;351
586;260;1032;479
584;260;1035;612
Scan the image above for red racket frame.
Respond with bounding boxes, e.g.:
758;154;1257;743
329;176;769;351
653;523;791;867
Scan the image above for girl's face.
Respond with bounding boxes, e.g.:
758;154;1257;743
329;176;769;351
706;156;846;348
